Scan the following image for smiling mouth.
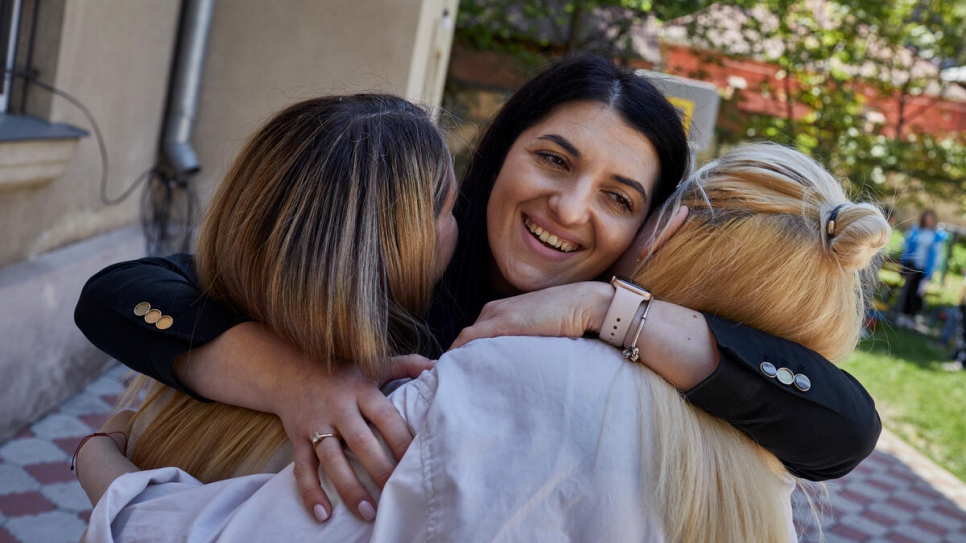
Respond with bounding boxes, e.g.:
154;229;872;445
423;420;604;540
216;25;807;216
524;216;580;253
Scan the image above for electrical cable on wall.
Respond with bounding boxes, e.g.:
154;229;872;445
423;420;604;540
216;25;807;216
8;69;198;255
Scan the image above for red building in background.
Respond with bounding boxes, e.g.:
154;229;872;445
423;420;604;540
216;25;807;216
656;44;966;140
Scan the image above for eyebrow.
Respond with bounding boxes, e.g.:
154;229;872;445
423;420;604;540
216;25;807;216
538;134;580;158
538;133;649;206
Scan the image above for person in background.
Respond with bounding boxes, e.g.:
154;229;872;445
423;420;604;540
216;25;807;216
897;209;947;329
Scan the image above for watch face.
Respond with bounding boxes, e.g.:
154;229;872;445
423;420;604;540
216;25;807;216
612;276;652;299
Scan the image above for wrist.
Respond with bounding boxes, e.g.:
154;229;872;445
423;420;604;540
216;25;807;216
72;431;129;475
583;282;615;334
598;276;652;349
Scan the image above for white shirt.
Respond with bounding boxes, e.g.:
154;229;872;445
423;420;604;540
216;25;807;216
86;337;795;542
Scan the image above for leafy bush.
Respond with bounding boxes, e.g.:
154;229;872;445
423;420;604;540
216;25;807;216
948;242;966;276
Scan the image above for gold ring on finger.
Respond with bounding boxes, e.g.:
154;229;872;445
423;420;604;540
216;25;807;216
310;432;339;447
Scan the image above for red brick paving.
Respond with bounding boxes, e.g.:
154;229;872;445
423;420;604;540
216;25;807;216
24;461;75;484
79;413;111;430
831;523;872;541
0;491;56;516
0;527;18;543
53;436;84;457
885;532;922;543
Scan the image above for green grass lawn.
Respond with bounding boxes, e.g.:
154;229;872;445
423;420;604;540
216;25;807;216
841;325;966;481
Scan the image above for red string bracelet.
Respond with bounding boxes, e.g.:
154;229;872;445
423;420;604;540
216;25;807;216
70;431;129;476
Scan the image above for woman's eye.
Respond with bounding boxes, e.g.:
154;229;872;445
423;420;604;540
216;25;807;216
608;192;634;213
536;151;568;169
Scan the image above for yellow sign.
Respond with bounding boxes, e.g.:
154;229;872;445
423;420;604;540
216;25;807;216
668;96;695;136
636;70;720;150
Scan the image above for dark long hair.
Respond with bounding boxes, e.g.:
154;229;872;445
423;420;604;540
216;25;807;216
429;55;691;348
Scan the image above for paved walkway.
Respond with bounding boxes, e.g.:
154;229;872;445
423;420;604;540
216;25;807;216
1;363;966;542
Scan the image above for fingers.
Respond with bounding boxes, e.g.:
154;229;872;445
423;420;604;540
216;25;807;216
292;442;332;523
385;355;435;381
450;319;502;350
398;355;435;378
338;410;396;489
359;388;412;461
449;328;474;350
315;433;377;522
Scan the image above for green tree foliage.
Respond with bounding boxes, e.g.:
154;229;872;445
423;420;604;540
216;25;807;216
682;0;966;200
455;0;966;205
456;0;711;66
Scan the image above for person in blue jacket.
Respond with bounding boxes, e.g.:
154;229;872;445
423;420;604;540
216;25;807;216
897;209;947;329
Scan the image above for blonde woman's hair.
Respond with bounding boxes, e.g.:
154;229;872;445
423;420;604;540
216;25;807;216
638;142;890;362
125;94;454;481
631;142;890;542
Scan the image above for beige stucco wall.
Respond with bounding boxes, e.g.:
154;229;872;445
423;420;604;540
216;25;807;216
0;0;458;268
0;0;179;267
189;0;458;206
0;0;457;440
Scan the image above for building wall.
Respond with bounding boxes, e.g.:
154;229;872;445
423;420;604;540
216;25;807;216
0;0;179;268
0;0;458;440
662;44;966;139
190;0;458;209
0;0;459;267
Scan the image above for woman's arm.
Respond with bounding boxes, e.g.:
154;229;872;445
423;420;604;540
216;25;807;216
452;281;881;481
76;411;138;506
176;322;431;522
688;315;880;480
73;254;245;398
74;255;430;521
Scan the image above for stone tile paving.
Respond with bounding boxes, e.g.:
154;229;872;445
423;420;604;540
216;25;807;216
0;364;125;543
1;362;965;542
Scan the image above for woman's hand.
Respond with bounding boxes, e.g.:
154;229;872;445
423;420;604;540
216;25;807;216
450;282;613;350
276;354;434;523
173;322;433;523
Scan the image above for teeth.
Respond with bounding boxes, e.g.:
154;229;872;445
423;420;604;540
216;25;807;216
524;217;579;253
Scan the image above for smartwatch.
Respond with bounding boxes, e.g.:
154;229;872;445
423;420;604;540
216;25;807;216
599;276;652;348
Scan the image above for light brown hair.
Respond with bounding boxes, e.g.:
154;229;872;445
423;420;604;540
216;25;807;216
126;94;454;480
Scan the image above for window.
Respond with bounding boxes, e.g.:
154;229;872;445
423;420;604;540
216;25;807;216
0;0;22;112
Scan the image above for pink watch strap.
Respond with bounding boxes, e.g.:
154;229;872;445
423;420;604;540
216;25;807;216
599;277;650;348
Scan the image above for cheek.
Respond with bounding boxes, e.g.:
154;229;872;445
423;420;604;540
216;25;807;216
597;219;644;261
443;218;458;260
433;217;458;280
486;181;514;252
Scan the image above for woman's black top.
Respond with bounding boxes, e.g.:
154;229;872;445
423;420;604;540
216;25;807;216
74;253;881;481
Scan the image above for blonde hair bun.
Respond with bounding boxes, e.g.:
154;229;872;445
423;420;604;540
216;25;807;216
636;142;892;362
826;202;892;271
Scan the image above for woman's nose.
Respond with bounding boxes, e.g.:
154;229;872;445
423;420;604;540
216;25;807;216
548;179;593;225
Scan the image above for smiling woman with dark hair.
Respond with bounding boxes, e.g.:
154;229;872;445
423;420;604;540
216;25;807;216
75;55;879;523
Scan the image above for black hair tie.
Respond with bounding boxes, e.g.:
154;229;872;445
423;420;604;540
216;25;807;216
826;203;848;240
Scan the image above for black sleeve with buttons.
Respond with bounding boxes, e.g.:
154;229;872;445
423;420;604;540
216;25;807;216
687;314;881;481
73;253;248;402
74;255;880;480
